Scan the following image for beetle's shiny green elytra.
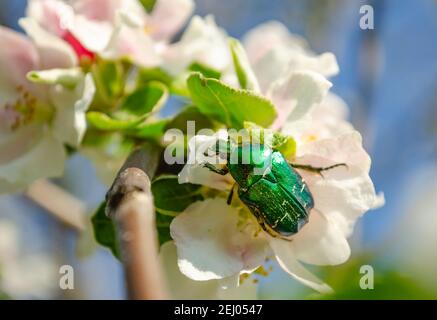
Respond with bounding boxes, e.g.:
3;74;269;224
205;143;314;238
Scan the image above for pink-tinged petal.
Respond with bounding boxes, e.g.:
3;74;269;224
19;17;77;68
243;21;338;92
267;70;332;130
0;26;39;103
269;237;333;294
291;209;351;265
102;25;161;67
63;31;96;61
73;0;119;21
148;0;194;41
170;198;269;281
26;0;74;36
74;0;147;24
243;20;307;66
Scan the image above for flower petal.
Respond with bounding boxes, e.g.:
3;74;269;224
267;70;332;129
163;15;231;75
292;209;351;265
269;237;333;294
148;0;194;41
0;26;39;104
19;17;77;68
26;0;74;36
281;92;354;144
170;198;269;281
0;129;66;193
243;21;338;91
294;132;384;237
160;241;257;299
49;72;95;146
178;131;233;190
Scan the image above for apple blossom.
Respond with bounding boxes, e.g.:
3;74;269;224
172;26;383;293
0;24;95;193
26;0;194;65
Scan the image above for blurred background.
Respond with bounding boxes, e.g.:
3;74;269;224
0;0;436;299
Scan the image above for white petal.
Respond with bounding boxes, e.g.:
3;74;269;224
267;70;332;129
49;72;95;146
295;132;384;237
163;15;231;75
101;22;161;67
0;129;66;193
292;209;351;265
178;131;233;190
68;15;113;53
160;241;258;299
243;21;338;91
282;92;354;144
170;198;269;281
19;17;77;68
26;0;74;36
0;27;40;104
148;0;194;41
269;237;333;294
243;20;307;66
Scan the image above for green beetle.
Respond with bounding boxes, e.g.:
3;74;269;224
204;141;344;239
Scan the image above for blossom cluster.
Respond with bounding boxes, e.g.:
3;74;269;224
0;0;383;298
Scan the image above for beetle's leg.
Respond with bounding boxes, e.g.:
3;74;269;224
227;184;236;205
289;162;348;177
203;163;229;175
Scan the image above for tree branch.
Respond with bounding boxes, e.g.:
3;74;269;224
105;144;167;300
26;179;86;232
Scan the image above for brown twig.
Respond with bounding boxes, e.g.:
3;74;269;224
26;179;86;231
105;144;167;300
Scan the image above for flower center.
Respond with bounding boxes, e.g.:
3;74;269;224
0;86;53;132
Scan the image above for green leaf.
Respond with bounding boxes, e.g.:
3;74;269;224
165;105;215;133
127;119;169;140
137;67;173;87
87;81;168;131
189;62;222;79
91;202;120;259
92;59;125;104
86;111;147;130
187;72;276;129
152;175;204;215
229;38;259;91
120;81;168;116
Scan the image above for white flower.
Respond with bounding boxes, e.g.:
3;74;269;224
172;22;383;292
242;21;339;92
0;25;95;193
162;15;232;76
160;241;258;299
26;0;194;65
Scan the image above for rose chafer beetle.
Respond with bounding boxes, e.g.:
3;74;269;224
204;140;345;239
